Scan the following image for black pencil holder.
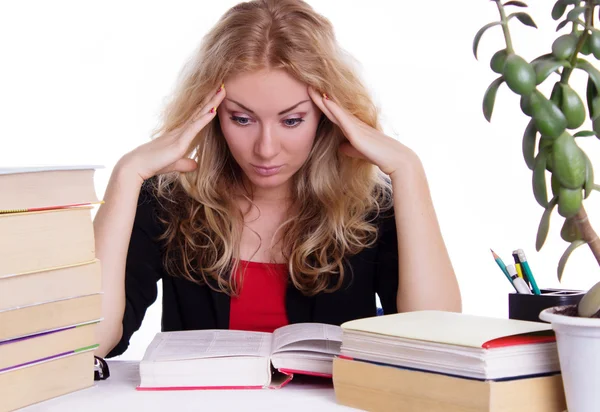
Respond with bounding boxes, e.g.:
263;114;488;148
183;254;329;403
508;288;585;323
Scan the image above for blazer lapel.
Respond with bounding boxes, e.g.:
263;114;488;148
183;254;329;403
285;282;315;324
207;279;230;329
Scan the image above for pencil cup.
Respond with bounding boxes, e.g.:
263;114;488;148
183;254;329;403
508;288;585;323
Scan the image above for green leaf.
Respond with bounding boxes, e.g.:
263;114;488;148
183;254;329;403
483;76;505;122
509;12;538;28
574;130;597;137
566;6;587;22
577;59;600;94
523;120;537;170
533;149;549;207
531;53;554;65
552;1;568;20
536;196;558;251
473;22;501;59
584;151;594;198
556;19;570;32
533;58;569;85
587;76;600;119
504;0;528;7
558;240;587;282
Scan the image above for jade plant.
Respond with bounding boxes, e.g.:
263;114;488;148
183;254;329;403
474;0;600;316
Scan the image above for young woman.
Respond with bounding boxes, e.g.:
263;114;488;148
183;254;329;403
94;0;461;358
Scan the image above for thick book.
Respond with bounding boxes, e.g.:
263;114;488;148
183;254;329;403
0;259;101;312
0;294;102;342
0;321;98;372
0;165;100;213
137;323;342;390
0;207;96;277
0;348;95;412
340;310;559;380
332;357;566;412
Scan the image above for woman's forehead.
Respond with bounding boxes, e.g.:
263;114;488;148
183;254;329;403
224;69;310;114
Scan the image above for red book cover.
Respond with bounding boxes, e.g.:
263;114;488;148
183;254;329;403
482;330;556;349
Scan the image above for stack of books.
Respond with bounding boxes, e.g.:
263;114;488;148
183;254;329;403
333;310;567;412
0;166;103;411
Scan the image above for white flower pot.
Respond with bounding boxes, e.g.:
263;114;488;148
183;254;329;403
540;307;600;412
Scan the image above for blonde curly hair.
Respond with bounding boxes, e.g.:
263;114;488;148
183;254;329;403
152;0;393;296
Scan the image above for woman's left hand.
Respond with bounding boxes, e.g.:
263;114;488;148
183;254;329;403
308;86;412;176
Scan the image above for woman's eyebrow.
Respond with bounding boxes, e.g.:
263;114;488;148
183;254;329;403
225;98;310;115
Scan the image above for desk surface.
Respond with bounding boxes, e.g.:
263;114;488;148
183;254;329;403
19;361;362;412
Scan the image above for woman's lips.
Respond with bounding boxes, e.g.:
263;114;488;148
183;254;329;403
251;164;283;176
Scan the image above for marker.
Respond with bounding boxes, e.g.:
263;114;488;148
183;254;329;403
517;249;541;295
512;249;529;288
507;264;532;294
512;250;526;282
512;250;531;289
490;249;518;292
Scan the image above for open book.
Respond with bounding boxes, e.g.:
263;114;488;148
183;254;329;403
137;323;342;390
340;311;559;380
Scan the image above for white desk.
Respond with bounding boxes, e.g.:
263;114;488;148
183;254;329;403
19;361;362;412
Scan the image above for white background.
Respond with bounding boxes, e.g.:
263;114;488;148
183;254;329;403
2;1;600;360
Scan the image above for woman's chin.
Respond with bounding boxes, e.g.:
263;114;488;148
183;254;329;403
245;171;291;192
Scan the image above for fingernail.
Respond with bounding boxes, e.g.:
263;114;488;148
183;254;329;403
216;83;224;94
210;106;216;114
322;93;329;100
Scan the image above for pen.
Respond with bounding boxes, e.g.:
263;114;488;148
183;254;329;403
507;264;532;294
512;250;527;283
517;249;541;295
490;249;518;292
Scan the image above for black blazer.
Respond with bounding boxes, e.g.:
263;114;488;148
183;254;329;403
107;183;399;358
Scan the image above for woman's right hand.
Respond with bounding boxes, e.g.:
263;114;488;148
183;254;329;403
120;84;226;184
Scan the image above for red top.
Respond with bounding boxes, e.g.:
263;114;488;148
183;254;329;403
229;260;290;333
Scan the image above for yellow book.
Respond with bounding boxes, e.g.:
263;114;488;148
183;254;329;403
0;294;102;342
0;350;95;412
0;207;96;277
333;357;566;412
0;260;101;311
0;165;100;213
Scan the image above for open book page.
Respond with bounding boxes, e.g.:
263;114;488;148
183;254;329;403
142;330;273;362
271;323;342;355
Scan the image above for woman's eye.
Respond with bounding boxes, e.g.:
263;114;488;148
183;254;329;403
283;118;304;128
229;115;304;128
230;115;252;126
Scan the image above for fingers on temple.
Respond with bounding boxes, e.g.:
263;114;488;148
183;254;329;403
308;86;339;126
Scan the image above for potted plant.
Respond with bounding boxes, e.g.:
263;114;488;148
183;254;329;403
474;1;600;410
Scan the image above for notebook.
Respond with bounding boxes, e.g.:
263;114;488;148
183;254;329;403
340;310;559;380
137;323;342;390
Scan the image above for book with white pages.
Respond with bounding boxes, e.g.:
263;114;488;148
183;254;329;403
339;311;560;381
137;323;342;390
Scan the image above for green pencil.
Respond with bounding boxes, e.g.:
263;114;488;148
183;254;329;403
490;249;518;292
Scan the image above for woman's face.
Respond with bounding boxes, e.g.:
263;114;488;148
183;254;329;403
218;69;321;198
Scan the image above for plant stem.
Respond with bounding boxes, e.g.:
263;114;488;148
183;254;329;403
575;205;600;266
561;1;595;84
495;1;514;54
